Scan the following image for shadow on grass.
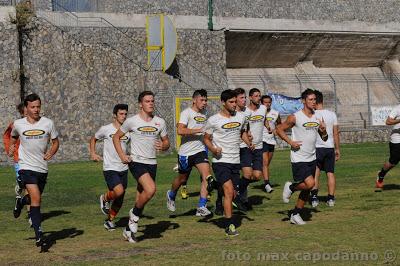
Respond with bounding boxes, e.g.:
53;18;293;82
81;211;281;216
383;184;400;190
42;210;71;222
252;183;280;192
28;227;84;252
248;195;269;208
136;221;179;241
169;208;197;218
278;207;320;222
198;212;254;229
187;191;200;198
115;215;155;227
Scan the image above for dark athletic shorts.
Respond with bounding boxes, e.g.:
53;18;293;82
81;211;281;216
262;142;275;153
178;151;209;175
18;169;48;194
212;162;241;185
389;142;400;165
240;147;263;171
316;148;335;173
129;162;157;181
291;160;317;182
103;170;128;190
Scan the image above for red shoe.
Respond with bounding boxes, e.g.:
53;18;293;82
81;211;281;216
375;178;384;192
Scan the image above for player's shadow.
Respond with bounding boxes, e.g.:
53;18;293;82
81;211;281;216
115;215;155;227
42;210;71;222
253;183;280;192
188;192;200;197
198;212;254;229
383;184;400;190
136;221;179;241
28;227;84;252
169;209;197;218
278;208;320;222
248;195;269;208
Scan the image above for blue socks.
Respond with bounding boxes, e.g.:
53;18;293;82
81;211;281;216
198;197;207;208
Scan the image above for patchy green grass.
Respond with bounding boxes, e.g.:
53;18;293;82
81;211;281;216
0;143;399;265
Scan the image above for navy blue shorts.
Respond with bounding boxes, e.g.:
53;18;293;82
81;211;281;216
178;151;209;175
103;170;128;190
262;142;275;153
291;160;317;182
316;148;335;173
240;147;263;171
18;169;48;194
212;162;241;185
389;142;400;165
129;162;157;181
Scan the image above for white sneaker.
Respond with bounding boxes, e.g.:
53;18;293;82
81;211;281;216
122;228;137;243
311;199;319;208
265;184;274;193
327;199;335;207
128;209;139;233
173;164;179;172
166;190;176;212
195;206;212;217
104;220;116;231
290;213;306;225
282;182;293;203
15;183;23;196
28;217;32;227
99;194;110;215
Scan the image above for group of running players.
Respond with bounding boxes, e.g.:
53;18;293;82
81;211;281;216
4;86;400;248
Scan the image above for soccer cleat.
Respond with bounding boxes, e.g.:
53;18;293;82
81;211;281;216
207;193;211;201
128;209;139;233
104;220;116;231
282;182;293;203
99;194;110;215
15;183;23;196
206;175;216;193
326;199;335;207
375;177;384;192
195;206;212;217
35;231;49;252
166;190;176;212
181;185;188;199
290;213;306;225
265;184;274;193
28;217;33;227
172;164;179;172
13;196;23;218
122;228;137;243
225;224;239;236
233;197;248;212
311;196;319;208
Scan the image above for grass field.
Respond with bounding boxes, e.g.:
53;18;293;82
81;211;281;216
0;142;399;265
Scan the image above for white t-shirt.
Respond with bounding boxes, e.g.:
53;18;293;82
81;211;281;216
247;104;267;149
178;107;207;156
120;114;167;165
315;109;338;148
290;110;320;163
205;112;246;164
389;105;400;143
263;108;280;145
238;107;252;148
11;117;58;173
95;123;130;172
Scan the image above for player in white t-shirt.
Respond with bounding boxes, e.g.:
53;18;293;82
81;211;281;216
276;89;327;225
311;90;340;207
89;104;130;231
261;95;281;193
113;91;170;243
374;104;400;191
204;89;251;236
166;89;216;217
10;93;59;250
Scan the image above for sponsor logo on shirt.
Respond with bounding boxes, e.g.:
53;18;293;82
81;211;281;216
109;134;129;141
221;122;241;129
23;129;45;140
249;115;264;122
266;117;274;121
138;126;158;132
302;122;319;129
194;116;206;123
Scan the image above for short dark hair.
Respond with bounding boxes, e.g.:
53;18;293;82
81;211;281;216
192;89;207;98
314;90;323;104
113;104;128;115
301;88;315;100
221;89;236;102
24;93;41;107
249;88;260;96
138;91;154;103
261;95;272;102
17;102;24;115
234;88;245;96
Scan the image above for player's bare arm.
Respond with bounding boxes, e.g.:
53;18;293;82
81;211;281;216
176;123;203;136
155;135;170;151
276;115;302;149
204;132;221;156
89;136;103;161
44;138;59;161
112;129;131;164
